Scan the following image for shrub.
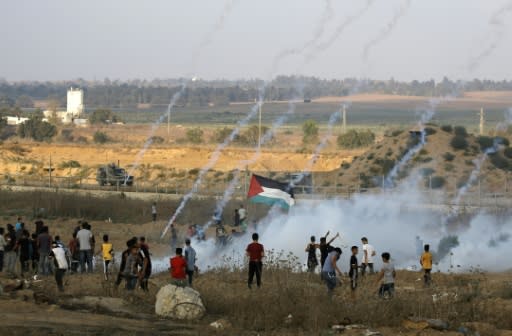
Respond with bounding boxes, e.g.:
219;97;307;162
186;127;204;144
420;167;435;176
450;135;468;150
302;120;319;144
441;125;453;133
367;153;375;161
337;129;375;148
374;158;395;175
148;136;165;144
93;131;109;144
476;136;494;151
340;162;351;169
428;176;446;189
59;160;81;168
213;127;234;143
76;136;88;144
454;126;468;137
444;163;455;172
489;153;510;170
443;152;455;161
60;129;74;142
424;127;437;135
495;136;510;147
504;147;512;159
391;129;403;137
418;148;428;155
17;117;57;142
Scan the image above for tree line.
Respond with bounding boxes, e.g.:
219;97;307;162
1;76;512;109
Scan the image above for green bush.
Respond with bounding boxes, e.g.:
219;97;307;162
441;125;453;133
59;160;81;169
489;153;510;170
450;135;468;150
504;147;512;159
340;162;351;169
427;176;446;189
186;127;204;144
93;131;109;144
337;129;375;149
454;126;468;137
420;167;435;176
476;136;494;151
17;117;57;142
302;120;319;145
444;163;455;172
148;136;165;144
424;127;437;135
443;152;455;161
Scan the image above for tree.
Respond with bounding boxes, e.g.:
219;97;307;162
16;95;34;108
89;108;118;124
93;131;109;144
240;125;270;146
186;127;204;144
302;120;319;145
17;116;57;142
337;129;375;148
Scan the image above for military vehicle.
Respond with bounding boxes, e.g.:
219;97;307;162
96;163;134;186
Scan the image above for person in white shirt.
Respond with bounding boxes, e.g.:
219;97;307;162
76;222;93;273
361;237;376;276
49;242;69;292
238;205;247;232
151;202;157;222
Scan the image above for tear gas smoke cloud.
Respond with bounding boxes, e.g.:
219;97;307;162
467;1;512;72
306;0;376;62
362;0;412;61
151;175;512;275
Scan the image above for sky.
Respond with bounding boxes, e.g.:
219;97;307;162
1;0;511;82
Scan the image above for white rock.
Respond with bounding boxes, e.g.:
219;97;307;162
155;284;205;320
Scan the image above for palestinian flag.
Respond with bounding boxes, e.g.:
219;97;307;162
247;174;295;209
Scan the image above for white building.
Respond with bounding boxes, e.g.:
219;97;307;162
67;87;84;117
5;116;29;125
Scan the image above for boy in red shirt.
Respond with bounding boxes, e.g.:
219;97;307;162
246;233;264;289
170;248;187;287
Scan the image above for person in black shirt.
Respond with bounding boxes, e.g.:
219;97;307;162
319;231;340;268
305;236;319;273
349;246;359;300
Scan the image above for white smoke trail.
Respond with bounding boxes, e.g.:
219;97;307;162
270;0;335;75
467;0;512;72
290;108;341;187
362;0;412;61
384;98;439;186
203;100;299;229
124;85;186;183
161;94;265;238
199;0;241;50
305;0;376;62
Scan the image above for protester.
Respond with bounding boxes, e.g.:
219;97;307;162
234;209;240;227
30;233;39;274
305;236;319;273
376;252;395;299
170;247;187;287
349;246;359;299
17;230;31;276
151;202;157;222
37;226;52;276
77;222;93;273
319;231;339;269
321;247;343;297
0;227;6;272
5;224;17;276
138;237;152;292
68;233;79;273
361;237;376;276
216;224;227;246
184;239;196;286
49;241;68;292
115;237;137;287
101;234;114;280
124;244;141;291
246;233;264;289
420;244;433;287
15;217;23;232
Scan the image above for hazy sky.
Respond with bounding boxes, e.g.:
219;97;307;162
1;0;511;82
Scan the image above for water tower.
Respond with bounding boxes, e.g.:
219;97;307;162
67;87;84;117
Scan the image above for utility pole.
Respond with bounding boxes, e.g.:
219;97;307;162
479;107;485;136
258;102;262;150
167;106;170;140
342;104;347;133
49;154;52;188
